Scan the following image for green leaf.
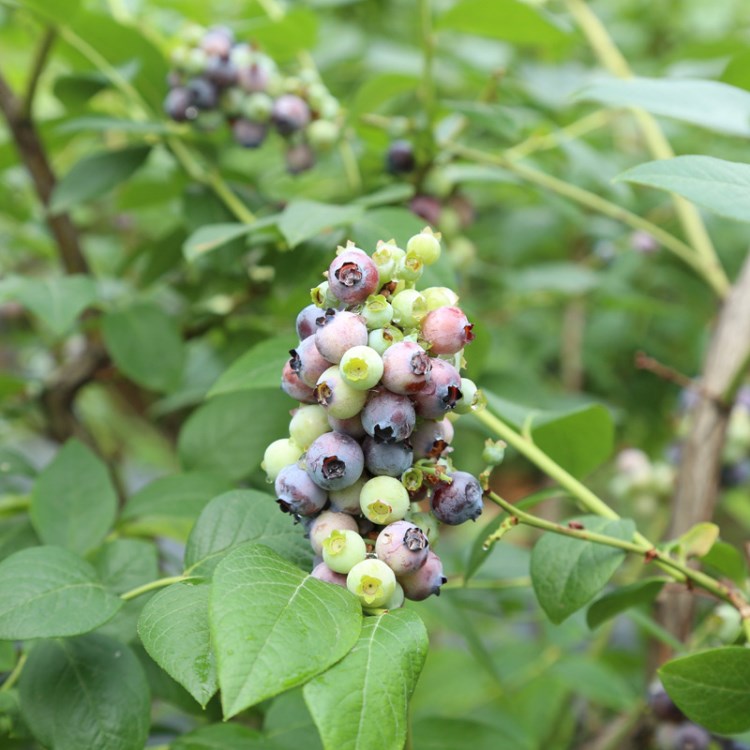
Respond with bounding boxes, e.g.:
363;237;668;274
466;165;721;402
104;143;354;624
278;200;364;248
50;146;151;214
617;156;750;224
722;49;750;92
304;610;428;750
350;73;421;116
90;538;159;594
264;689;323;750
6;275;97;336
178;390;291;481
677;522;720;558
138;582;217;707
55;116;171;136
121;472;232;525
102;302;185;392
508;263;601;295
19;0;81;23
184;490;314;577
550;656;637;711
586;577;666;629
350;208;425;253
530;516;636;624
238;7;318;59
0;546;122;639
172;724;274;750
208;336;294;398
19;634;150;750
183;223;254;262
659;647;750;734
411;717;532;750
0;518;39;562
438;0;569;45
31;439;117;555
210;543;362;717
703;541;748;586
576;77;750;137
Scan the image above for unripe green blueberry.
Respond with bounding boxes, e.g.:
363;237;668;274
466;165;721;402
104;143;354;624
307;119;339;151
185;47;208;75
368;326;404;356
391;289;427;329
346;558;397;608
241;92;273;122
310;281;340;308
406;227;441;266
360;295;393;330
322;529;367;574
372;241;405;283
315;366;368;419
318;94;340;120
339;346;384;391
453;378;479;415
396;252;424;283
289;404;331;449
360;476;410;525
310;512;360;555
262;438;303;482
329;476;368;514
364;582;404;614
422;286;459;311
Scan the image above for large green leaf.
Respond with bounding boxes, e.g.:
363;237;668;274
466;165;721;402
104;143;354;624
208;336;295;397
659;647;750;734
19;634;150;750
171;724;276;750
19;0;81;23
411;718;533;750
178;390;291;481
0;546;121;639
438;0;569;44
530;516;636;623
586;577;666;629
31;439;117;555
278;200;364;247
550;656;637;711
183;223;255;262
184;490;313;577
617;156;750;224
50;146;151;214
102;302;185;392
138;582;217;707
576;77;750;137
210;543;362;717
304;610;428;750
3;275;97;336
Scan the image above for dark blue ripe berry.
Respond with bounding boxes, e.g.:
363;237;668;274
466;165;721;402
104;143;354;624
362;389;416;444
412;358;462;419
272;94;311;136
286;143;316;174
205;56;238;87
306;432;364;491
410;418;453;460
386;140;416;174
187;77;219;110
672;723;711;750
399;550;446;601
431;471;483;525
275;464;327;517
232;118;268;148
164;87;197;122
648;682;685;723
362;437;413;478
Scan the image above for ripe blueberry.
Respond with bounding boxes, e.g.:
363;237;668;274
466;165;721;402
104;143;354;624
328;412;366;440
164;86;196;122
289;336;332;388
431;471;483;524
362;437;413;478
305;431;364;491
296;303;322;340
327;249;380;305
231;118;268;148
361;389;416;443
281;360;317;404
275;464;327;517
412;358;462;420
375;520;429;575
271;94;311;135
410;418;454;459
386;140;416;174
399;550;446;601
286;143;316;175
329;476;368;515
381;341;432;395
314;309;368;363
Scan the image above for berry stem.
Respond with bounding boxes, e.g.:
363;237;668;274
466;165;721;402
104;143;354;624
0;651;26;693
120;574;195;602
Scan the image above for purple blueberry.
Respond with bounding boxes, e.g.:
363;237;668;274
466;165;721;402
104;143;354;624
381;341;432;395
275;463;327;517
361;389;416;444
296;303;321;340
187;77;219;110
281;360;317;404
412;358;462;420
375;520;429;575
305;432;364;491
311;562;347;587
164;86;196;122
327;249;380;306
672;724;711;750
410;418;453;459
232;119;268;148
410;195;442;227
237;62;271;93
200;26;234;59
386;140;416;174
272;94;311;136
205;56;237;87
648;681;685;723
286;143;316;174
362;437;413;477
421;306;474;355
431;471;483;525
289;336;332;388
314;309;368;363
328;413;366;439
399;550;446;601
308;511;359;555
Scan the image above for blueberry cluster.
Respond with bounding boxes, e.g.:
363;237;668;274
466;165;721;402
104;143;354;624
263;228;483;612
164;25;340;173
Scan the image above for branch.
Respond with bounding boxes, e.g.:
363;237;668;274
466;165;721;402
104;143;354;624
23;26;56;118
0;63;88;275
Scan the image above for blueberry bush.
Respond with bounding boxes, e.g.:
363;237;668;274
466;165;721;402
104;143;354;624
2;0;750;748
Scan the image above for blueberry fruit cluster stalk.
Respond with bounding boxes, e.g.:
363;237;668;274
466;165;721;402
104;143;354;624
165;24;340;173
264;227;483;612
